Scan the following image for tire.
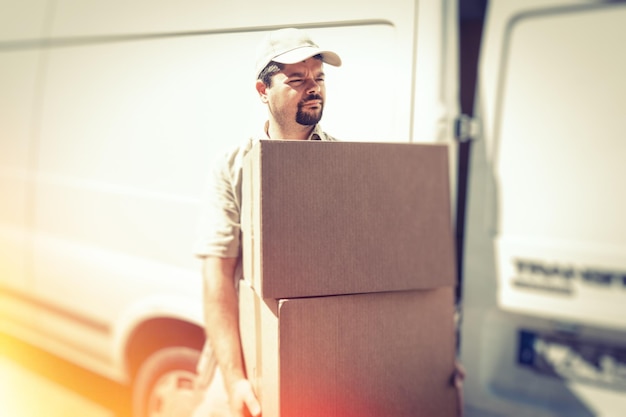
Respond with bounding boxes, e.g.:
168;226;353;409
132;346;202;417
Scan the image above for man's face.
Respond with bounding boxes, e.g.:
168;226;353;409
265;58;326;127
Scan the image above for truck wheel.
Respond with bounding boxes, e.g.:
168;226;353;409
132;346;202;417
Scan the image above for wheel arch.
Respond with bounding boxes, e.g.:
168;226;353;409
125;317;206;381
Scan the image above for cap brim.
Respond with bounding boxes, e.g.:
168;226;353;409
273;46;342;67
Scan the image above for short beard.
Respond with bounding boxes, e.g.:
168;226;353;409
296;94;323;126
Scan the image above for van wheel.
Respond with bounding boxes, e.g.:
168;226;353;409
132;346;201;417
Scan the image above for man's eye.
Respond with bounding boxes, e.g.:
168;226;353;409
289;79;303;84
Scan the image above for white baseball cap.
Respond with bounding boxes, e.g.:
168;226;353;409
255;28;342;79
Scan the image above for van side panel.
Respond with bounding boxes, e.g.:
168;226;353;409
1;0;458;385
0;0;51;42
0;0;51;332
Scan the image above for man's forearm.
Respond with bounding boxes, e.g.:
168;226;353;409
202;257;246;389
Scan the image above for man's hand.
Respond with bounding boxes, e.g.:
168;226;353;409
453;361;466;417
229;379;261;417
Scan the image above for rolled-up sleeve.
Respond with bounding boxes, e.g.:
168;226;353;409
193;141;250;259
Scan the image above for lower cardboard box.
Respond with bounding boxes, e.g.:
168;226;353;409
239;279;458;417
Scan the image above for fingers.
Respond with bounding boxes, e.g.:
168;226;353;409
453;361;466;388
230;379;261;417
455;362;466;380
453;361;465;417
243;389;261;417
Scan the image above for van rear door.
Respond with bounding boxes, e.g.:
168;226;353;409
462;1;626;416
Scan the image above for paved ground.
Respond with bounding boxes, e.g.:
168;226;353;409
0;333;130;417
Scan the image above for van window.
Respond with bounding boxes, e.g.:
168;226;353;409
494;6;626;325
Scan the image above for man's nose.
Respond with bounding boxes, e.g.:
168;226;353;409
305;78;321;94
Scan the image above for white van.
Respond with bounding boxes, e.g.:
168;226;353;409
1;0;625;416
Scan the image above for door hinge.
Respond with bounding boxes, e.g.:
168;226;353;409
454;114;480;142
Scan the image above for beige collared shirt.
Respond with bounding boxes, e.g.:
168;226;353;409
192;124;337;384
193;124;336;260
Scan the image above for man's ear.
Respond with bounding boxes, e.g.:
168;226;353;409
256;80;268;103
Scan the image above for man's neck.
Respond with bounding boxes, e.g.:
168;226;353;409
266;121;315;141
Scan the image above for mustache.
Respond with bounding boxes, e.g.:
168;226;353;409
299;94;323;106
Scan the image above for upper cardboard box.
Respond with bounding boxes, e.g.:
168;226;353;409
242;140;455;299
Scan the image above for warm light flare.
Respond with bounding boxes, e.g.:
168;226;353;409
0;357;42;417
0;355;115;417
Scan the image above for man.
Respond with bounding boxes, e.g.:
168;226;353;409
192;27;342;417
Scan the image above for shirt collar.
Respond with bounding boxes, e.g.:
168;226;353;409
261;121;326;141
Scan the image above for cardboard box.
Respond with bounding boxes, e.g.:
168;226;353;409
239;279;459;417
242;140;455;299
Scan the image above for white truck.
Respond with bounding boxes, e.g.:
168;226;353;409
0;0;624;416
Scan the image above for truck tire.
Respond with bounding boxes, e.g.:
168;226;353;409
132;346;202;417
